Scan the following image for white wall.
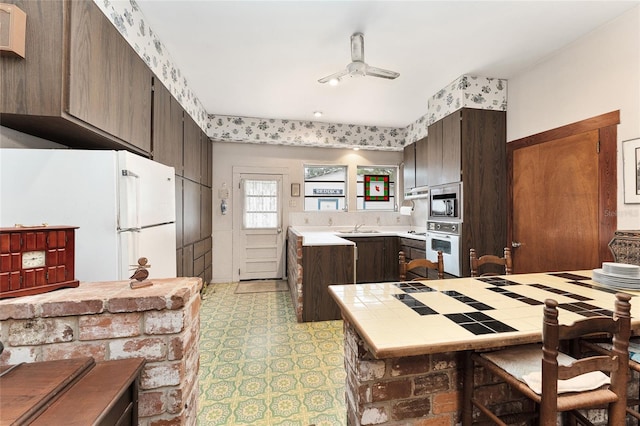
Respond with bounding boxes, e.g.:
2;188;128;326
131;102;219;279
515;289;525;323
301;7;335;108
507;6;640;230
0;126;67;149
211;141;405;283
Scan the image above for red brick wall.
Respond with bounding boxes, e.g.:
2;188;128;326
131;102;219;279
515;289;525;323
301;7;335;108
344;320;465;425
286;227;304;322
343;319;638;425
0;277;202;426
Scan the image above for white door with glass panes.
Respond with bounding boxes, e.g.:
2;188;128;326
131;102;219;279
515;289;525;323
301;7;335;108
238;174;284;280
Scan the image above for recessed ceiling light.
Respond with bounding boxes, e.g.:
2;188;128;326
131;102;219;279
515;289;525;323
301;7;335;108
313;111;323;118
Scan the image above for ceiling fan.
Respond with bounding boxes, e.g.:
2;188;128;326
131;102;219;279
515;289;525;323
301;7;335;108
318;32;400;84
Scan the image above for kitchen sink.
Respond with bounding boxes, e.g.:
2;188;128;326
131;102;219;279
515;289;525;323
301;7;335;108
334;229;380;235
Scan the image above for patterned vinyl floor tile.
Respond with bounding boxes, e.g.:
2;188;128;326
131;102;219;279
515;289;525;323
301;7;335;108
198;282;346;425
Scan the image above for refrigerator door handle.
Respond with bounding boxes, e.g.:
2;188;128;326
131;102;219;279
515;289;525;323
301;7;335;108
120;168;142;231
119;227;142;233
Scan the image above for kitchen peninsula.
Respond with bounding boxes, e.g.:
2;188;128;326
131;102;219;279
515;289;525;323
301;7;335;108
287;227;428;322
329;271;640;425
0;277;202;425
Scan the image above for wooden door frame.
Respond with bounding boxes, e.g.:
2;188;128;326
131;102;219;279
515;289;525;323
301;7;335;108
507;110;619;265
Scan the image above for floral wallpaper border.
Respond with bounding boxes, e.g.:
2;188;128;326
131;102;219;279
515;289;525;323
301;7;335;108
405;75;508;145
208;115;407;151
96;1;506;151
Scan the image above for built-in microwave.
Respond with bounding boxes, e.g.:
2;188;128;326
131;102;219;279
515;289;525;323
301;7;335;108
429;182;462;220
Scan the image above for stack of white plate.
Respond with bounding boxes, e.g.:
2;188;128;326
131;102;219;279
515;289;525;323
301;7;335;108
592;262;640;290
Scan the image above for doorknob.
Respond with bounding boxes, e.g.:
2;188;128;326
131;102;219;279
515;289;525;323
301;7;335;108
511;241;522;248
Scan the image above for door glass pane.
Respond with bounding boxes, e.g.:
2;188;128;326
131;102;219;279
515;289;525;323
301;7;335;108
244;179;278;229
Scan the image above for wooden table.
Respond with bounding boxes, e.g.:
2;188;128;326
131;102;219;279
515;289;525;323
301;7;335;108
0;357;144;425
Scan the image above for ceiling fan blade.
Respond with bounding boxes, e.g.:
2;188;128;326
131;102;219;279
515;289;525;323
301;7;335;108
365;65;400;80
350;32;364;62
318;69;349;84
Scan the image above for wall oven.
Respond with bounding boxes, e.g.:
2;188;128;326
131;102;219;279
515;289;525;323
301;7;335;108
429;182;462;221
426;221;461;277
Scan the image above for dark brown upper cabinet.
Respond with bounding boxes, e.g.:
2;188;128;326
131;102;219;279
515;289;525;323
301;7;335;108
427;111;461;186
415;136;429;187
152;79;184;174
0;0;152;154
183;114;202;183
403;142;416;190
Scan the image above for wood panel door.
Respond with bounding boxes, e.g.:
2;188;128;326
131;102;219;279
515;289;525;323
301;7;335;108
237;174;284;280
508;112;618;273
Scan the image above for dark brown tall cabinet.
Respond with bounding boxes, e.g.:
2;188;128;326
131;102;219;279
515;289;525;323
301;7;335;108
428;108;506;277
152;81;213;284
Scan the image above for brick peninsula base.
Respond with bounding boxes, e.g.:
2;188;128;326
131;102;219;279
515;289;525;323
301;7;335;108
344;320;469;426
0;277;202;426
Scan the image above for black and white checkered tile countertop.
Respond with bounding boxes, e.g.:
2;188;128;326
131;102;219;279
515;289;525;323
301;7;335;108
328;271;640;358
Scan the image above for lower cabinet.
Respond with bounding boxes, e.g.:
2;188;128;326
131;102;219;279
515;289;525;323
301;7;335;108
346;237;399;283
302;245;355;322
399;237;427;280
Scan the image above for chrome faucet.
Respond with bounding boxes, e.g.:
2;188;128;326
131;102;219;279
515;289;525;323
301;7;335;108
354;223;365;232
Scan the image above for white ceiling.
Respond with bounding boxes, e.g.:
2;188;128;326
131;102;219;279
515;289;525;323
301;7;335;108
136;1;638;128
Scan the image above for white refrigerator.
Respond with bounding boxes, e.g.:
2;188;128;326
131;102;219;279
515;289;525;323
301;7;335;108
0;149;177;282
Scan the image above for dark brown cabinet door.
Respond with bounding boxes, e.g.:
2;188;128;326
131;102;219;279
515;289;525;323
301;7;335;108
175;177;184;249
415;137;429;187
383;237;399;281
200;136;212;187
348;236;400;283
302;245;355;322
426;111;462;186
201;187;212;240
427;120;443;186
67;0;151;152
152;80;184;174
183;179;201;245
183;115;201;183
403;142;416;190
441;110;462;184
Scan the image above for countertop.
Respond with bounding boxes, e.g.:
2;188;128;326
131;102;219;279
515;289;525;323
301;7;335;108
328;270;640;359
290;226;427;246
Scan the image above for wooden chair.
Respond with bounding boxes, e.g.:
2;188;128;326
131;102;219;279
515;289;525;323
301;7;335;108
581;337;640;421
462;292;632;426
398;250;444;280
470;247;512;277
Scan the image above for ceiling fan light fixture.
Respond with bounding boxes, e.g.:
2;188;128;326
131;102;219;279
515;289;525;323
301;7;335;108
317;32;399;84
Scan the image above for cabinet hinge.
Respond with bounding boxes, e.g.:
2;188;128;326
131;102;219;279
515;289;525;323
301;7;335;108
596;141;600;153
